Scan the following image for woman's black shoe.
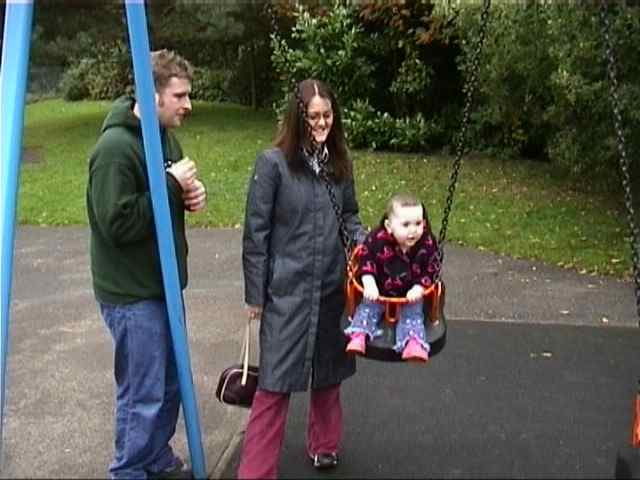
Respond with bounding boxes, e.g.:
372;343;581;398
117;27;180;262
310;452;339;469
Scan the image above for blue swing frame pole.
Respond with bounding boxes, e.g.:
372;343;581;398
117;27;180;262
0;0;34;452
124;2;206;478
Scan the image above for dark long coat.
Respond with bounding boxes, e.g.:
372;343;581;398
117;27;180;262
242;148;366;392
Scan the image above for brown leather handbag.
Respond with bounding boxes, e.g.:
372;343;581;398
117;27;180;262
215;321;258;408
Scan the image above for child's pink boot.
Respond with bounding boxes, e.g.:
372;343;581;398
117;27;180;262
401;338;429;362
346;332;366;355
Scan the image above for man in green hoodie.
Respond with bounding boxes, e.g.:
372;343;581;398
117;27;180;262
86;49;205;479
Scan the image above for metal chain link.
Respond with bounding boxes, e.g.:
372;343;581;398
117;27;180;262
265;0;279;36
434;0;491;283
317;164;353;257
599;1;640;322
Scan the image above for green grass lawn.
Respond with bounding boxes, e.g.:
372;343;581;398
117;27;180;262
20;98;633;278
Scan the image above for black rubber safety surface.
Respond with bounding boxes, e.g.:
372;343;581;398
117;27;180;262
222;320;640;479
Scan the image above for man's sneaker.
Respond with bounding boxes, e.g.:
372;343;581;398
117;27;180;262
148;458;193;480
309;452;339;470
401;338;429;362
346;333;366;355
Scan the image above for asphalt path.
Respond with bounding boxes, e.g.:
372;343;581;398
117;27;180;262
3;226;638;478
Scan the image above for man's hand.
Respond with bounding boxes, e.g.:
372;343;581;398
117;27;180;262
362;275;380;301
183;178;207;212
167;157;196;190
406;285;425;303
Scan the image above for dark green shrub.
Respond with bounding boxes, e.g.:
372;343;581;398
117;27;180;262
272;1;451;153
546;4;640;191
342;99;379;149
191;67;231;102
344;100;445;152
455;2;640;191
390;113;446;152
60;40;132;101
271;3;375;115
356;0;460;118
59;60;91;101
456;2;554;159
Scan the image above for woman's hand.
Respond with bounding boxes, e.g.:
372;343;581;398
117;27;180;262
361;275;379;302
406;285;425;303
246;304;263;322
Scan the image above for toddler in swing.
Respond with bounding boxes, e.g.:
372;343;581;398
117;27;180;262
344;193;440;362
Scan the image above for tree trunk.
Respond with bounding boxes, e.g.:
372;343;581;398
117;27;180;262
249;40;257;110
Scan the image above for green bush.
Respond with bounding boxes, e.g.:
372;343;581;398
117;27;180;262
271;3;374;115
390;113;446;152
272;1;452;153
59;60;91;101
456;2;554;159
455;2;640;191
342;99;379;149
60;40;132;101
546;4;640;191
343;99;445;152
191;67;231;102
357;0;459;118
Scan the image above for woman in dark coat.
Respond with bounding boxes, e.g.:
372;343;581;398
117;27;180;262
238;79;366;479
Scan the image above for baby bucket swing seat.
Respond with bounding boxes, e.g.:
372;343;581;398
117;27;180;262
344;244;447;362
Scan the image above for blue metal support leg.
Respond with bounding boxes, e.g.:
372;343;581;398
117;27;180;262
124;2;207;478
0;0;34;456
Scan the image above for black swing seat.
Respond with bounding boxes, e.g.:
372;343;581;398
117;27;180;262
343;245;447;362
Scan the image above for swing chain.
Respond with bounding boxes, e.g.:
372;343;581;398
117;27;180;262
599;1;640;322
435;0;491;282
265;1;280;37
318;167;353;260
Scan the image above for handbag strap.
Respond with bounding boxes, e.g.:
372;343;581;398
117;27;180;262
240;320;251;385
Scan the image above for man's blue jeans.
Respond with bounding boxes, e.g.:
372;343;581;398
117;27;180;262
99;299;182;479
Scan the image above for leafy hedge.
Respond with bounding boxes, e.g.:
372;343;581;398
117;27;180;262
271;2;455;153
42;1;640;193
269;1;640;192
456;2;640;191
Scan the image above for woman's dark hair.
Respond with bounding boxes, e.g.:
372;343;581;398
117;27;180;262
274;79;351;181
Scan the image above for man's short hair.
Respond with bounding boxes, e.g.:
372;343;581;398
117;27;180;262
150;49;193;92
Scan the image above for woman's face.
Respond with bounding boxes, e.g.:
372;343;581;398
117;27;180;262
306;95;333;144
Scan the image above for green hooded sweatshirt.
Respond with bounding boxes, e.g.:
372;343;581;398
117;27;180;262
86;96;188;304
